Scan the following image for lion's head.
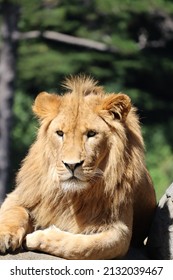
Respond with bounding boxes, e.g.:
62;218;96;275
31;75;144;196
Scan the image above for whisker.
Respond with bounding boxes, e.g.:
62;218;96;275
88;168;104;184
94;168;104;178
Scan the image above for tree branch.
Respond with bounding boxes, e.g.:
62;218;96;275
12;19;173;54
13;30;118;53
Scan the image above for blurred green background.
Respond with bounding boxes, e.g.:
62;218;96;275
1;0;173;201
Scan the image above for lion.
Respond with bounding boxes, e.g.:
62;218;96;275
0;75;156;259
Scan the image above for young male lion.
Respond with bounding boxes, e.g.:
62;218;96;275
0;76;156;259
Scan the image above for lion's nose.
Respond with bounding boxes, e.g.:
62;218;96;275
62;160;84;173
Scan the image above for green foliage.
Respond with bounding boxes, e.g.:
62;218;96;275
10;90;37;185
1;0;173;198
11;91;37;151
143;126;173;200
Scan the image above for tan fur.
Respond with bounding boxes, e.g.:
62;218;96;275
0;76;156;259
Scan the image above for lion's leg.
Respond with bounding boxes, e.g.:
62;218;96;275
0;197;31;253
25;222;131;260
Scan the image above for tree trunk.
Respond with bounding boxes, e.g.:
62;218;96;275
0;1;19;203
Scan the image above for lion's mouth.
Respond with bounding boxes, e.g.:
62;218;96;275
65;175;87;183
68;176;79;182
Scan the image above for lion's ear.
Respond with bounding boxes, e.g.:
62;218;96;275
32;92;61;120
101;93;131;121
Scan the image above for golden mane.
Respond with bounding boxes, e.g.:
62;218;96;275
62;75;104;96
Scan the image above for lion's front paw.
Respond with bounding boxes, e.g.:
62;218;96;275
0;226;25;253
25;226;62;252
25;230;44;250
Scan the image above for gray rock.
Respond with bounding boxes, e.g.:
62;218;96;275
147;183;173;259
0;246;148;260
0;249;62;260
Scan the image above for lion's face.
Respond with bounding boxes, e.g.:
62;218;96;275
33;77;131;192
48;99;110;191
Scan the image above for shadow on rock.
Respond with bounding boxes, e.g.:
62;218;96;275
147;183;173;259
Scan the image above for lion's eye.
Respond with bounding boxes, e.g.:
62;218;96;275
56;130;64;137
87;130;97;138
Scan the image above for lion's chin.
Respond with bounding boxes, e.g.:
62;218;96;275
60;178;89;193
